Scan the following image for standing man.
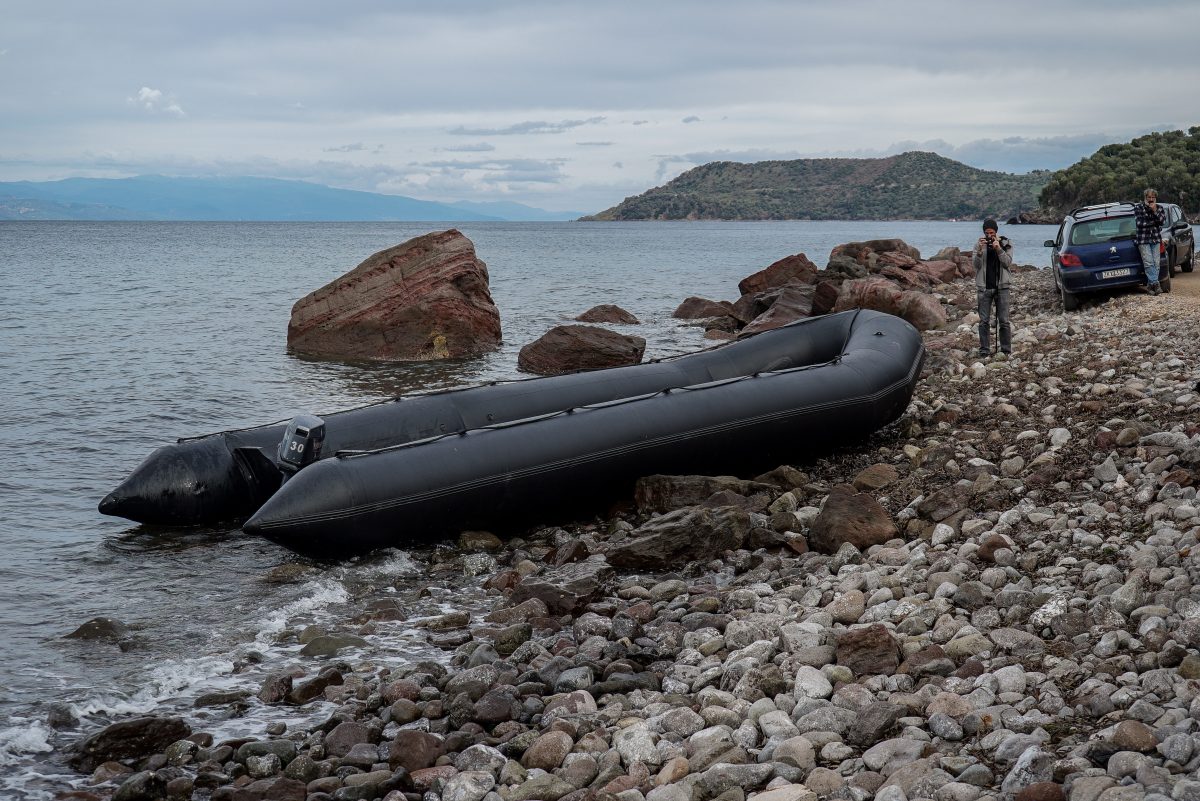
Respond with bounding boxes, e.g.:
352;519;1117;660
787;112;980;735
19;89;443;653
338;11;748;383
1134;188;1166;295
973;218;1014;358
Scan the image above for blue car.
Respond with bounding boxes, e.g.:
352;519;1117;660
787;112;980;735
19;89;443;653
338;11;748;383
1045;201;1192;311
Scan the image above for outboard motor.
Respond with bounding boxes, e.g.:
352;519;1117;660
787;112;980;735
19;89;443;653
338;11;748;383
277;414;326;483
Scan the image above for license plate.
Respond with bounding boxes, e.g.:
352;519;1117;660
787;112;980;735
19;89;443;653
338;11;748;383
1100;268;1131;279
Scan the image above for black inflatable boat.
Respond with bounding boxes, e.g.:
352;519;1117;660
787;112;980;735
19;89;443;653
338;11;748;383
101;309;924;554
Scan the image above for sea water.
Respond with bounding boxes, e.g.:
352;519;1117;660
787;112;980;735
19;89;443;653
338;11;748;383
0;220;1056;797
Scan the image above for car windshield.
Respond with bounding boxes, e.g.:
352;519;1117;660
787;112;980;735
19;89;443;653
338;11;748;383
1070;216;1136;245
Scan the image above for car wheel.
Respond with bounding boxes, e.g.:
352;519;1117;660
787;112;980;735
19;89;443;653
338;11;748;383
1168;250;1177;278
1183;250;1195;273
1161;276;1172;293
1061;285;1080;311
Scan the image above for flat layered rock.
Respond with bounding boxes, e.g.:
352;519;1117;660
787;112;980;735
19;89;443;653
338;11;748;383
287;229;501;361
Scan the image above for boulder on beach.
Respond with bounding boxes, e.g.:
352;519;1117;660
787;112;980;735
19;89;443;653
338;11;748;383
912;259;961;284
575;304;640;324
833;277;946;331
833;277;904;317
737;253;819;296
807;484;898;554
811;280;842;316
517;325;646;375
897;291;949;331
506;560;614;616
739;285;815;336
829;239;921;266
606;505;752;568
287;229;502;362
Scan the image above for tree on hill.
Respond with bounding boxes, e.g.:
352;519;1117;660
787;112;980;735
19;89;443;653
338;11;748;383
1038;127;1200;214
584;152;1048;221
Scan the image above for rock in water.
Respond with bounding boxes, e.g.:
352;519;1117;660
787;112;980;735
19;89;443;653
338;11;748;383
575;304;640;324
287;229;501;361
70;716;191;772
517;325;646;375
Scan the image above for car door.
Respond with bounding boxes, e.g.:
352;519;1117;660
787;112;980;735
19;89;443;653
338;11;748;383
1047;223;1066;286
1171;205;1194;264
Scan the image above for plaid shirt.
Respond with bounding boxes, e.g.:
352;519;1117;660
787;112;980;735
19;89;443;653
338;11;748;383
1133;202;1166;245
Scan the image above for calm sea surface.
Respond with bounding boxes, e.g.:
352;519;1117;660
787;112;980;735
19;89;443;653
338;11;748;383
0;220;1057;796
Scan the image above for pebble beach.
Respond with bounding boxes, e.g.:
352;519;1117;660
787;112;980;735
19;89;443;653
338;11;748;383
48;262;1200;801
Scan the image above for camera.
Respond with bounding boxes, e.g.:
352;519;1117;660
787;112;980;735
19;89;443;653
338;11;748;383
984;235;995;246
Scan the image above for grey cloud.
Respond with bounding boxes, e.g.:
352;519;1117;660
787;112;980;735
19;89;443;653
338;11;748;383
441;142;496;152
631;120;650;126
322;142;384;153
448;117;606;136
681;116;700;124
420;157;568;185
576;141;613;147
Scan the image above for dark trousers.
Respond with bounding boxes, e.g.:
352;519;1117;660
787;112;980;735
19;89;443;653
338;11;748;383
977;288;1011;354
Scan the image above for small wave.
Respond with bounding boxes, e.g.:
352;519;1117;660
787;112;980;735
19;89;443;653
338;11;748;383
69;654;237;719
0;720;53;767
252;578;351;644
343;548;421;581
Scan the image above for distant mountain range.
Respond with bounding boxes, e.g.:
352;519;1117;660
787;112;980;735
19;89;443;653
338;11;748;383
0;175;583;222
584;152;1051;221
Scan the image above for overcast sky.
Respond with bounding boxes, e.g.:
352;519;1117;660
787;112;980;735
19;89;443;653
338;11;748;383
3;1;1197;213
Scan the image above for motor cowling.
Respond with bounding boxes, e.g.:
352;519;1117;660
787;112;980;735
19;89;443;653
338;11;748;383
278;415;326;479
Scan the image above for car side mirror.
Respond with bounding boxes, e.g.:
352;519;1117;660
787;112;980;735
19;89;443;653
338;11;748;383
1043;240;1055;247
1171;220;1190;231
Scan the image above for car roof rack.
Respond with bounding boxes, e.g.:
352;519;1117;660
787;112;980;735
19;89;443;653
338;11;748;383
1069;201;1135;218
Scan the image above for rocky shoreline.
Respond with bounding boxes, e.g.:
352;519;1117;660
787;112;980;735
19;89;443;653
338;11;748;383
56;263;1200;801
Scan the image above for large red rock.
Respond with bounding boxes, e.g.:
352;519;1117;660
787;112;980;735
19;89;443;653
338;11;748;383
833;278;946;331
898;292;948;331
737;253;818;295
833;277;904;317
874;250;920;271
912;259;961;284
517;325;646;375
879;264;932;290
739;286;815;336
287;229;501;361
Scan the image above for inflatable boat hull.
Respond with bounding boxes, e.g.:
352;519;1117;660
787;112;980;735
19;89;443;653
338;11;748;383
100;309;896;527
243;310;924;556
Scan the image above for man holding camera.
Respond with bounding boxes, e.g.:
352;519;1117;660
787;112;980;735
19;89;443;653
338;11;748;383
1133;188;1166;295
972;218;1013;358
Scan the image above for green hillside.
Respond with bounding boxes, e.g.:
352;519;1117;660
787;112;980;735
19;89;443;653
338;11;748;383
1038;127;1200;214
584;152;1049;221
